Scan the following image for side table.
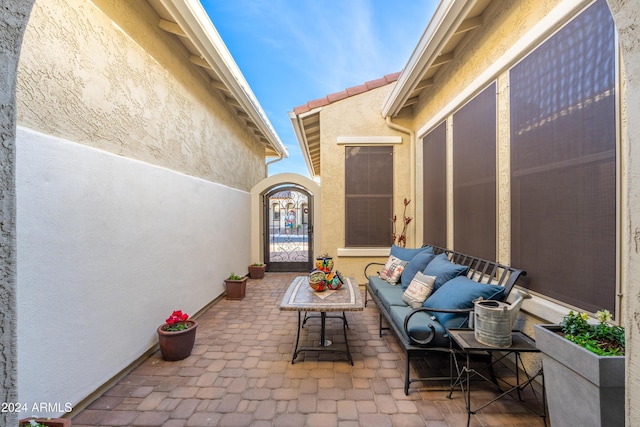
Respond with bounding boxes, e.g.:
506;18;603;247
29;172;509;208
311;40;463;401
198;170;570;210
447;328;547;427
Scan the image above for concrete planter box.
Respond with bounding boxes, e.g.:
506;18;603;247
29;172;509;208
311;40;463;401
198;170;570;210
534;324;624;427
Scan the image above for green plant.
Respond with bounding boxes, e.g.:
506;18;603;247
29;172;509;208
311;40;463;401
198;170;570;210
164;310;192;332
228;273;244;280
560;309;625;356
251;263;264;266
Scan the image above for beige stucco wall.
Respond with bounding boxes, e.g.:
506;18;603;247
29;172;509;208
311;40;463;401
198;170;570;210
409;0;599;312
404;0;623;394
318;84;412;282
17;0;266;191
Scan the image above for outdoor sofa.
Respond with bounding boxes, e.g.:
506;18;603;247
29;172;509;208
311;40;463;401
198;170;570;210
364;244;527;394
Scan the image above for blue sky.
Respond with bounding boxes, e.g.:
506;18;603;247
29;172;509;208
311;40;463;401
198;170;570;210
201;1;438;177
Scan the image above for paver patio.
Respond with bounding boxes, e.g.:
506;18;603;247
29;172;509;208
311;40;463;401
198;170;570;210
71;273;546;427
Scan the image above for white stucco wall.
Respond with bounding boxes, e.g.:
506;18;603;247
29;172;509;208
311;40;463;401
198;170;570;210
16;126;250;415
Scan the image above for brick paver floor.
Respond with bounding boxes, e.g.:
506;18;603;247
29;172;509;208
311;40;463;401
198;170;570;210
71;273;546;427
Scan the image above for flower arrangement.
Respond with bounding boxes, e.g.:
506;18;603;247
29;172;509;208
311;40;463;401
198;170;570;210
391;198;412;248
164;310;191;332
560;309;625;356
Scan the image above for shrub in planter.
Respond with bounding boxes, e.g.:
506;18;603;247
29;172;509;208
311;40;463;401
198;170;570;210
225;273;247;300
535;309;625;427
248;263;266;279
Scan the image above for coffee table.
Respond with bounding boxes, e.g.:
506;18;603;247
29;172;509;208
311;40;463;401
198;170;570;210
279;275;363;364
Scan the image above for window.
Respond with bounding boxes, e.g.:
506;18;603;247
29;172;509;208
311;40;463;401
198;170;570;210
510;0;616;314
453;83;497;259
345;146;393;247
423;122;447;247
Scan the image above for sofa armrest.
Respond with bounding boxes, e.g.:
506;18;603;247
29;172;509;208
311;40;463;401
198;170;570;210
403;307;474;345
364;262;385;278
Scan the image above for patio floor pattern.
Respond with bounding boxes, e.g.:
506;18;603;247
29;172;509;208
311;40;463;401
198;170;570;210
71;273;546;427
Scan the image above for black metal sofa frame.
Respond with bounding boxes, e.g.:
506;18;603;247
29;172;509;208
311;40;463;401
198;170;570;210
364;245;527;395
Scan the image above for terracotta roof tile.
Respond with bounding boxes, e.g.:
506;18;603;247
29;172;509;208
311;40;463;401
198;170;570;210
292;72;400;115
326;90;349;103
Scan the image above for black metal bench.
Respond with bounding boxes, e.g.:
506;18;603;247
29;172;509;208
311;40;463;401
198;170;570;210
364;245;527;394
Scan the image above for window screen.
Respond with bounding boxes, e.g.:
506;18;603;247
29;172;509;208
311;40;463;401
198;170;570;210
423;122;447;248
345;146;393;247
453;83;497;260
510;0;616;314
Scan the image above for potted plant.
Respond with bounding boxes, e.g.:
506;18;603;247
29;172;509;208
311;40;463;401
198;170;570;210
19;417;71;426
535;309;625;427
248;263;267;279
157;310;198;361
224;273;247;300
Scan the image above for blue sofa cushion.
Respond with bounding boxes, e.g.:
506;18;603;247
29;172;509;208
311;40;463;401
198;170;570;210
423;276;505;329
367;275;390;296
389;305;451;347
423;253;469;290
401;251;435;290
377;285;407;312
390;245;433;262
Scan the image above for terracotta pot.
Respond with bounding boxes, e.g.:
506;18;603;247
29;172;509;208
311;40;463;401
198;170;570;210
248;264;266;279
225;276;247;300
19;418;71;427
157;320;198;361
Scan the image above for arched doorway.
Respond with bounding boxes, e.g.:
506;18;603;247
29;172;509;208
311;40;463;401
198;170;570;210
264;184;313;272
250;173;321;274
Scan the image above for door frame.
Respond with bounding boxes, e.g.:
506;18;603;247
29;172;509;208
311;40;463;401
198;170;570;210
263;185;313;272
250;173;321;272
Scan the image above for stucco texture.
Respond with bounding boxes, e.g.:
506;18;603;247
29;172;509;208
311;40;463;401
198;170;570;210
409;0;563;131
318;84;411;282
16;0;265;192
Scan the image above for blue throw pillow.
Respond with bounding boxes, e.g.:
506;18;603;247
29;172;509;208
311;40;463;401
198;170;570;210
422;276;505;329
423;253;468;289
401;251;435;290
390;245;433;262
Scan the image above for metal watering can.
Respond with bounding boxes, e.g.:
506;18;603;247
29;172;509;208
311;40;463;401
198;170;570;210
473;289;532;347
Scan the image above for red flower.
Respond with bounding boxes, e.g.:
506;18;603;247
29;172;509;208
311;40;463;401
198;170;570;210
166;310;189;325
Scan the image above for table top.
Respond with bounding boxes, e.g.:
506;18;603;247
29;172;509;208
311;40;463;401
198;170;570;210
279;276;364;312
448;329;539;352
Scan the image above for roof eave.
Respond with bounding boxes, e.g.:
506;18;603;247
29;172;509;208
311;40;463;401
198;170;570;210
288;109;319;178
158;0;288;158
381;0;478;118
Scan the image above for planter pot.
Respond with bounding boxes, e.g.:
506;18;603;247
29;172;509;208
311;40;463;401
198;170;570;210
315;256;334;273
225;276;247;300
248;264;266;279
19;418;71;427
534;324;625;427
157;320;198;361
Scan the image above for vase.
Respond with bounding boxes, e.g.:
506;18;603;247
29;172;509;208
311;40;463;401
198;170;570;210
19;418;71;427
315;256;334;273
534;324;625;427
157;320;198;361
224;276;247;300
308;269;327;292
248;264;266;279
